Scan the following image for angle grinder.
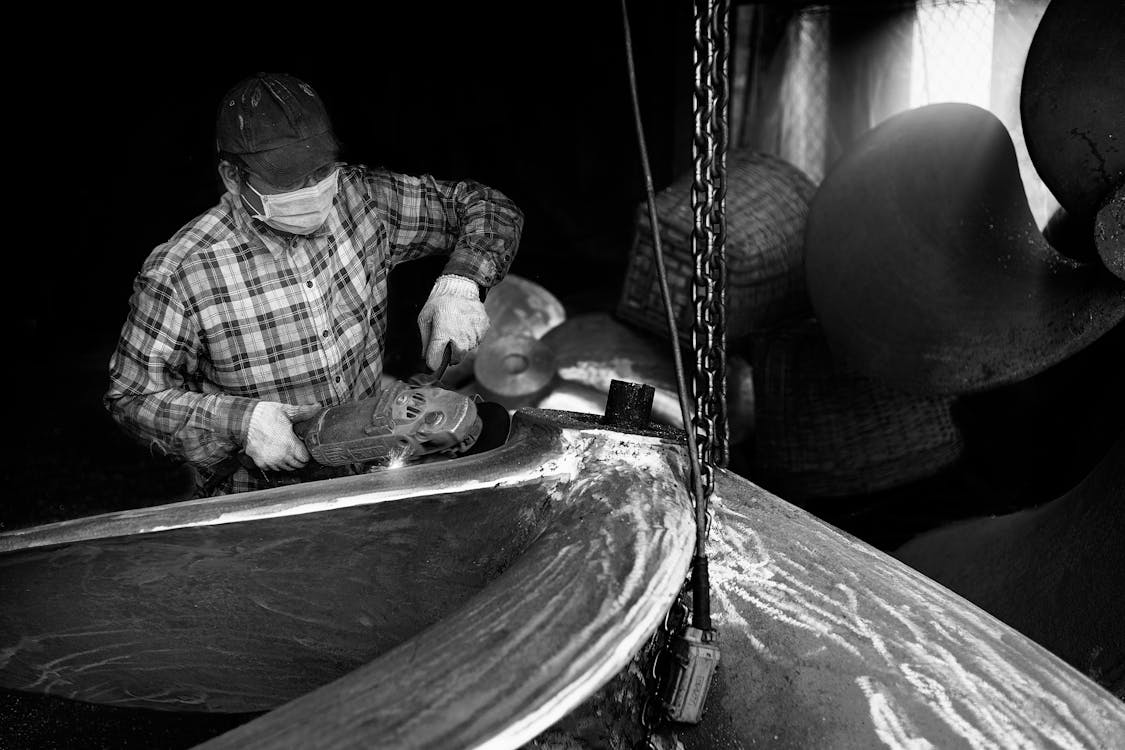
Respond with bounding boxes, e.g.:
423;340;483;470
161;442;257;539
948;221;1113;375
200;343;512;493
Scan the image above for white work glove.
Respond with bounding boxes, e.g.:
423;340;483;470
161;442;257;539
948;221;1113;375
417;274;490;371
245;401;322;471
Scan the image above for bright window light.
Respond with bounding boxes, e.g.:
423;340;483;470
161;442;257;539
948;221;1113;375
779;6;830;182
910;0;997;109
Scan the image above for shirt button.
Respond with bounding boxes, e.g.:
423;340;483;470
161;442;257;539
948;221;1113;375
306;280;313;288
322;330;330;337
335;376;341;383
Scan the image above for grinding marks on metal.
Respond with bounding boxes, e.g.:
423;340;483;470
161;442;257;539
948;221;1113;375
0;410;697;749
4;412;1121;746
404;424;1124;748
669;467;1125;748
805;102;1125;395
539;312;755;444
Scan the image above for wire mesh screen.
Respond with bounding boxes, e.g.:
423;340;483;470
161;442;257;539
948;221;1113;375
911;0;997;109
779;7;830;183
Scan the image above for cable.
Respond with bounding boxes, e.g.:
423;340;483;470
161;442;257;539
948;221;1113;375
621;0;712;632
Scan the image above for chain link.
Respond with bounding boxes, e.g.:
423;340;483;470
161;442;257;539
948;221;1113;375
635;2;728;745
691;0;730;482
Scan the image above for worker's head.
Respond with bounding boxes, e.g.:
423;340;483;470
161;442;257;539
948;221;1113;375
216;72;341;234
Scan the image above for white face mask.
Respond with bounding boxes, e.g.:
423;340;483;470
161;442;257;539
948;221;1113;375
243;168;340;235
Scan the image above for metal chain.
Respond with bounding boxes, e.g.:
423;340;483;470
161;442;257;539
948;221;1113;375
709;0;730;470
691;0;730;482
634;4;729;746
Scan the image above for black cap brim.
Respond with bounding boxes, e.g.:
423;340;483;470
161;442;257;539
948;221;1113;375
240;130;339;187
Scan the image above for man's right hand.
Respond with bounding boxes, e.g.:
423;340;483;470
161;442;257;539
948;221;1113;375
245;401;322;471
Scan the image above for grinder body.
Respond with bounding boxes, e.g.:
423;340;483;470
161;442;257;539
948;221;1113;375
294;380;483;468
197;370;502;495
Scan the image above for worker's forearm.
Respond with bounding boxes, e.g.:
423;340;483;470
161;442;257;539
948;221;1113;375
366;168;524;291
105;389;257;468
440;180;524;292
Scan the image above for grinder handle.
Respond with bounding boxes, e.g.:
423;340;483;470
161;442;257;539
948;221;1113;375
196;405;323;494
291;415;316;442
409;341;454;386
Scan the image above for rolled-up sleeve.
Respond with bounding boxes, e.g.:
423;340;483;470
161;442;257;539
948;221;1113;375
104;271;257;468
369;169;524;293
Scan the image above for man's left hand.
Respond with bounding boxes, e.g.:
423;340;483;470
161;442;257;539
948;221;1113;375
417;275;490;371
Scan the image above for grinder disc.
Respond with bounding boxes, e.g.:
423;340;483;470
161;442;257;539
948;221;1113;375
461;400;513;457
474;334;557;408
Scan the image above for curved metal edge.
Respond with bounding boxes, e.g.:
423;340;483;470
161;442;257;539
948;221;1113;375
0;410;654;554
191;414;696;749
804;101;1125;395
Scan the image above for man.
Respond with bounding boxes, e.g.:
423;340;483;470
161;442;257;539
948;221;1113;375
105;72;523;496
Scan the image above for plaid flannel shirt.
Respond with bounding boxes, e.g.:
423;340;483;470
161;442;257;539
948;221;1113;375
106;164;523;495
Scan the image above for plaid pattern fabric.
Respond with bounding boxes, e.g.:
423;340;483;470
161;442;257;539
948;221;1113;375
106;164;522;495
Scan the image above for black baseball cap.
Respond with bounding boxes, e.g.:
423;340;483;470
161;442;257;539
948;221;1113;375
216;72;339;186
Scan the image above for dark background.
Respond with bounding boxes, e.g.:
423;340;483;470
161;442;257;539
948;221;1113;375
8;3;698;530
